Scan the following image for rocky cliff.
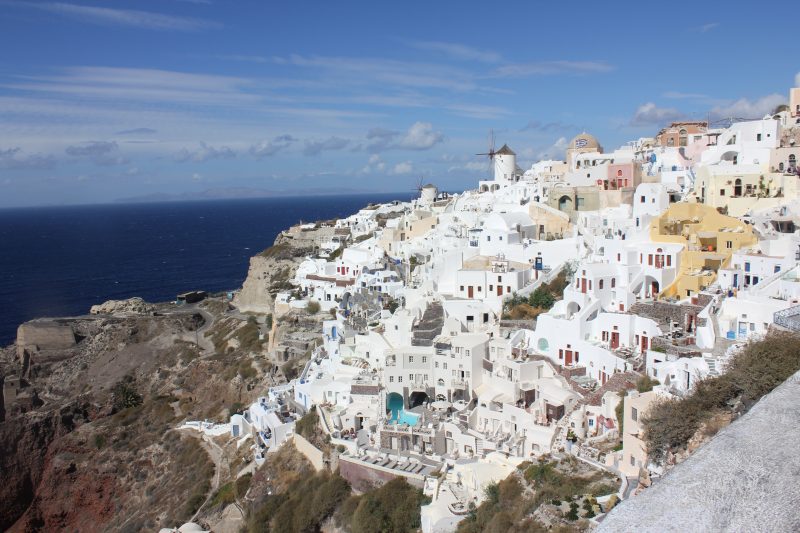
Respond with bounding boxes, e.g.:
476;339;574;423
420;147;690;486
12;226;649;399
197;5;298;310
233;224;332;314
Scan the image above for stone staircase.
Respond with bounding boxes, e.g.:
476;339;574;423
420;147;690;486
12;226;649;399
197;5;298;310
411;302;444;346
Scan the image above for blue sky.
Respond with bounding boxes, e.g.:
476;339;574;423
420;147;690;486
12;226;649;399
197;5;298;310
0;0;797;207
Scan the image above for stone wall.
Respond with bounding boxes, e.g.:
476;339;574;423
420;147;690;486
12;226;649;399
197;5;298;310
338;455;424;492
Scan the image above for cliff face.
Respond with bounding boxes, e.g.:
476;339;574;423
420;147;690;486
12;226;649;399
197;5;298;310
0;296;282;531
233;227;325;314
0;404;89;531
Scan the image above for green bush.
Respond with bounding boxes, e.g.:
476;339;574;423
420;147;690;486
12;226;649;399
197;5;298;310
642;332;800;463
339;478;430;533
112;376;143;412
307;300;321;314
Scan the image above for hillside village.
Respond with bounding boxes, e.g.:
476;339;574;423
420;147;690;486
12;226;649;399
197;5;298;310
205;86;800;531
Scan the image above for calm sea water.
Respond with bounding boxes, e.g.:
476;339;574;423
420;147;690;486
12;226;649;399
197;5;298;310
0;193;412;346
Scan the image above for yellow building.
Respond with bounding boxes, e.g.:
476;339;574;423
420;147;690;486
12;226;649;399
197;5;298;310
650;203;757;298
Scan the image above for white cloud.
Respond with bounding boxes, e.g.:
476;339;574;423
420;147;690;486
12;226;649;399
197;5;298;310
367;122;444;152
65;140;128;165
175;142;235;162
397;122;444;150
390;161;413;175
249;135;296;159
0;147;55;169
630;102;684;127
536;137;569;160
709;94;786;120
19;2;219;31
361;154;386;174
698;22;719;32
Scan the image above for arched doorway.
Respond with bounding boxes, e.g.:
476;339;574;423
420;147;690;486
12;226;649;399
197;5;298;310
734;178;742;197
566;301;581;319
790;154;797;171
558;195;573;212
408;391;429;409
386;392;403;417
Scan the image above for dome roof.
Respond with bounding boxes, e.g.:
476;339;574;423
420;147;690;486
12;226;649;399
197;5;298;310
569;133;600;151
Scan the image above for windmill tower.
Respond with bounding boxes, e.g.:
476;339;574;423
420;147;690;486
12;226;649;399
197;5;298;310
476;130;516;183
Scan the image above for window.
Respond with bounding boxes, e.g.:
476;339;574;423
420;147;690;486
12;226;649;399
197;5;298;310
640;195;646;203
389;376;394;383
727;241;733;249
631;407;638;422
774;265;781;273
497;275;503;282
478;286;482;292
409;374;413;381
599;279;604;289
611;278;616;288
466;350;471;357
435;361;439;368
617;253;621;261
443;362;448;370
630;455;636;466
666;255;672;267
398;376;403;383
422;356;427;363
757;133;762;141
720;189;726;196
460;285;464;291
408;356;414;363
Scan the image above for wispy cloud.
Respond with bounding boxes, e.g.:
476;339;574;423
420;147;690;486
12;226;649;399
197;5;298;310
116;127;157;136
697;22;720;32
213;54;269;63
10;2;220;31
519;120;577;133
492;60;614;77
410;41;501;63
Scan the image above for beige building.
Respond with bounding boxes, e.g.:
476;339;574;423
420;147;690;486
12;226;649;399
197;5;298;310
528;202;572;240
620;389;659;477
791;87;800;119
547;185;634;221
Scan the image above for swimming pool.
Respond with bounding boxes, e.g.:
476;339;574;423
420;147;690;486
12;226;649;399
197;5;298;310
386;392;421;426
391;409;420;426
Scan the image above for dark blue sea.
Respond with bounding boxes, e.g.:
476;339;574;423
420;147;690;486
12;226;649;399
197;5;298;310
0;193;412;346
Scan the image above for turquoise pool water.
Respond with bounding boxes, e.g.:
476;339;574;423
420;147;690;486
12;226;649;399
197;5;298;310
391;409;420;426
386;393;420;426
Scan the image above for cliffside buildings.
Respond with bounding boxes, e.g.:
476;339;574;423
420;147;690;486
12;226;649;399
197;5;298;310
231;83;800;531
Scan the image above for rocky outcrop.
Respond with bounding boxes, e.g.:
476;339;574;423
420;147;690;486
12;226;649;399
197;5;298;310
16;322;76;353
233;231;318;314
90;297;156;316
